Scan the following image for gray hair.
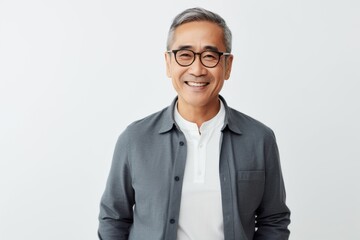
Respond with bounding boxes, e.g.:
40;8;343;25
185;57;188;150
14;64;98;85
166;7;232;52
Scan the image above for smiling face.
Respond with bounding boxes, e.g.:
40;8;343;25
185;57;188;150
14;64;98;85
165;21;233;117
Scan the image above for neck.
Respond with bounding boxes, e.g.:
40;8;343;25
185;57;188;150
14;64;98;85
177;98;220;128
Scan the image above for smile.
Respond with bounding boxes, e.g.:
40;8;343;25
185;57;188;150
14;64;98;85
185;81;209;87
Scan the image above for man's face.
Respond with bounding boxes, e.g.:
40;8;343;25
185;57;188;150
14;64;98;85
165;21;233;110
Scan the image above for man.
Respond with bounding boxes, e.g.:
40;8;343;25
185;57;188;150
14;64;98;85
98;7;290;240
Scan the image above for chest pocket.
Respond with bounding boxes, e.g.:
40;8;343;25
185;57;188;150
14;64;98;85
236;170;265;214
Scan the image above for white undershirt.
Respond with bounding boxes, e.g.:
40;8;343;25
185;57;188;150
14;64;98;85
174;100;225;240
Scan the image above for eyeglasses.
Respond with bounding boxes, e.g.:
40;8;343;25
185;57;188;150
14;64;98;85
167;49;231;68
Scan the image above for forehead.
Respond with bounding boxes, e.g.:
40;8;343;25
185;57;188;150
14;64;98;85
171;21;225;50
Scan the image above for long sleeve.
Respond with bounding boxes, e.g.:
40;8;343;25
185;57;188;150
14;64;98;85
98;131;135;240
254;131;291;240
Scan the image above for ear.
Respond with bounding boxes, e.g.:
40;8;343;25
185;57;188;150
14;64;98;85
165;52;172;78
224;54;234;80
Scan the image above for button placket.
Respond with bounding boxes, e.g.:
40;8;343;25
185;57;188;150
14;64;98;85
194;135;207;183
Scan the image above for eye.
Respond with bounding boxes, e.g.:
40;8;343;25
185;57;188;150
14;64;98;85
202;51;218;61
177;50;193;59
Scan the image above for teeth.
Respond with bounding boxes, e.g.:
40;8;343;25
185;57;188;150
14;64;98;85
187;82;208;87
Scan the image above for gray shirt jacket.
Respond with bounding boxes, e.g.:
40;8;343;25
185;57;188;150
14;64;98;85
98;95;291;240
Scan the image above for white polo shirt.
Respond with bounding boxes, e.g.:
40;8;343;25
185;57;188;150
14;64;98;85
174;100;225;240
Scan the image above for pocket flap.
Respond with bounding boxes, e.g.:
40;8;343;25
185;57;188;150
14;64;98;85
236;171;265;181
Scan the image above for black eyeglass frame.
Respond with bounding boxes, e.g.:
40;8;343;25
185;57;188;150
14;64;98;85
167;49;231;68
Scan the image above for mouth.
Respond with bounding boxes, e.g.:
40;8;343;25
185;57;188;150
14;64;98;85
185;81;209;87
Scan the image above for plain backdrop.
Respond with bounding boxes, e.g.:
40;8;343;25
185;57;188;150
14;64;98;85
0;0;359;239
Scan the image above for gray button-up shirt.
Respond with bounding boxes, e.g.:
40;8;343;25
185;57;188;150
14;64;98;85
98;96;291;240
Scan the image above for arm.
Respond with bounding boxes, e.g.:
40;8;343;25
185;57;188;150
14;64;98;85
254;132;291;240
98;131;135;240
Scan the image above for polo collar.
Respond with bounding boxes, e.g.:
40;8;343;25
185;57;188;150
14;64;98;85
158;95;242;135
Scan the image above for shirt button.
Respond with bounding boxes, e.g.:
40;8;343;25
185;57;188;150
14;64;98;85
174;176;180;181
170;219;176;224
179;141;184;146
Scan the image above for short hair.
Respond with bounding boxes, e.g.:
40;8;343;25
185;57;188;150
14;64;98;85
166;7;232;52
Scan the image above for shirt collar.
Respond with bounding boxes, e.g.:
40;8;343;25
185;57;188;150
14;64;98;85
219;95;242;135
174;99;225;134
158;95;242;135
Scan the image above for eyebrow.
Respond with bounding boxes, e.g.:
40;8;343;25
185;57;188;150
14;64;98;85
177;45;220;52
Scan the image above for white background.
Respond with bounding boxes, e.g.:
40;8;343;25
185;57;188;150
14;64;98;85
0;0;359;239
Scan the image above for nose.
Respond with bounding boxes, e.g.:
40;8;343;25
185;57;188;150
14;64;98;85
188;54;207;76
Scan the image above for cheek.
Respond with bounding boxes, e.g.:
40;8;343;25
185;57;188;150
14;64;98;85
171;66;187;80
211;69;225;82
218;65;229;80
171;71;183;88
